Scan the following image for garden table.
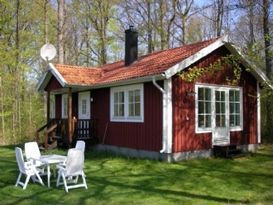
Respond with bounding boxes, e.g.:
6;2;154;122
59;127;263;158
38;154;67;188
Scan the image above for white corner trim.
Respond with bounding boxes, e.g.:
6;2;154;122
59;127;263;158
163;78;173;154
164;37;226;79
257;82;261;143
48;63;67;87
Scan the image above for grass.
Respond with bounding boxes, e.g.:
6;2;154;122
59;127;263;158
0;145;273;205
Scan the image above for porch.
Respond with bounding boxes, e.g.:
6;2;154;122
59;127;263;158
36;118;98;149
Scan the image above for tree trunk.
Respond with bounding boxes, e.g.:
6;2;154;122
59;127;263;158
0;77;4;141
215;0;224;37
263;0;273;141
147;0;153;53
58;0;65;64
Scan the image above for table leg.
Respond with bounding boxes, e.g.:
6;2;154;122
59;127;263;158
47;164;51;188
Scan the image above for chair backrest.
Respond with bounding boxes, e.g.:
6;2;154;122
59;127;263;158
24;142;41;160
65;148;84;176
15;147;26;173
75;140;85;153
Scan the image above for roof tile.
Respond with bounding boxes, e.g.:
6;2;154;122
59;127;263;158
54;38;219;86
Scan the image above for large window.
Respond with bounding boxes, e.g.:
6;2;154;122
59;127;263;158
111;84;144;122
195;85;243;133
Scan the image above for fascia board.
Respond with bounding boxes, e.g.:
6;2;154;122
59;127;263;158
69;74;166;90
37;64;52;92
48;63;67;87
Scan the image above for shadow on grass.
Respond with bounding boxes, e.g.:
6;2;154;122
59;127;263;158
90;176;248;204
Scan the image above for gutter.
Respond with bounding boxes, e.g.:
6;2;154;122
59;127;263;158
152;76;172;154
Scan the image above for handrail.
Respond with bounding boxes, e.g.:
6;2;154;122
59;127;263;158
35;119;57;149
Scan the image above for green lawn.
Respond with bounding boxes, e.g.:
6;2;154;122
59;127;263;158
0;145;272;205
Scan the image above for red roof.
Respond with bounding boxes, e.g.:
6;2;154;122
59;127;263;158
54;38;219;86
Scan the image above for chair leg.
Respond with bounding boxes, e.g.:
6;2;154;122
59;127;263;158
15;173;22;187
23;175;30;190
62;174;68;192
82;172;88;189
56;172;61;187
34;172;44;186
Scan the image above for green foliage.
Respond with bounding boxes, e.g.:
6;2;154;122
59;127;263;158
179;55;243;86
0;145;273;204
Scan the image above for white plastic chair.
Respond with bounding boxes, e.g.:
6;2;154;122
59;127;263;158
24;142;46;174
75;140;85;154
56;148;87;192
15;147;44;189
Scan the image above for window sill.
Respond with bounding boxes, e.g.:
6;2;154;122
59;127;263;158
111;117;144;123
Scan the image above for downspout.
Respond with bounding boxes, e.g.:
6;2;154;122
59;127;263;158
152;77;166;153
257;82;261;144
152;76;172;154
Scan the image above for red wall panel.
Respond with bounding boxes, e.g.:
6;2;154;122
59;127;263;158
91;82;163;151
172;47;258;153
45;76;62;91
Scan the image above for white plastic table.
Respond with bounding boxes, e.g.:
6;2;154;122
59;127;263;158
39;154;67;187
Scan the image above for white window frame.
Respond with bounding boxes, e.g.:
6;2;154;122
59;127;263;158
195;84;243;133
62;94;68;119
110;84;144;122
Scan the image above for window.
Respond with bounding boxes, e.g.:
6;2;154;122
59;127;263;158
82;99;87;115
215;90;226;127
114;91;125;117
62;94;68;118
50;95;55;119
196;85;242;133
111;84;144;122
197;87;211;129
129;90;141;117
229;90;241;127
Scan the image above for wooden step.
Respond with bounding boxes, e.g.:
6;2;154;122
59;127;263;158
213;144;244;158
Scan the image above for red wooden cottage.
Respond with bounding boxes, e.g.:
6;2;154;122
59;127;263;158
37;27;269;161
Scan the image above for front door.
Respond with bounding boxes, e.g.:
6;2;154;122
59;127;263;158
212;89;230;145
78;92;90;119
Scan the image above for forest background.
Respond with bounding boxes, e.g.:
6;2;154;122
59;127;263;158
0;0;272;144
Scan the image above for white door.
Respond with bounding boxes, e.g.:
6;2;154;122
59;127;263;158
212;89;230;145
78;92;90;119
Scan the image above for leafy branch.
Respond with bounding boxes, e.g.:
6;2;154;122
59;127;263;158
179;54;244;86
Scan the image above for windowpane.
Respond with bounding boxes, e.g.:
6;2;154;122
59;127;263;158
135;90;140;101
114;92;118;103
114;104;119;116
235;91;240;101
135;103;140;115
235;103;240;113
221;102;225;113
198;102;204;113
205;89;211;100
114;91;125;117
82;99;87;114
198;88;204;100
198;115;205;127
129;89;141;117
205;115;211;127
119;104;124;116
205;102;211;113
